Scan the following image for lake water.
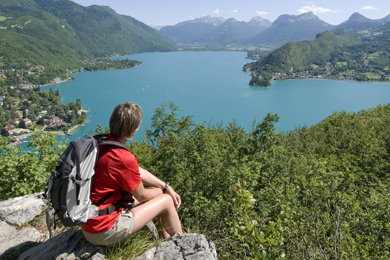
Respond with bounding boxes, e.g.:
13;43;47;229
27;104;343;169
42;51;390;142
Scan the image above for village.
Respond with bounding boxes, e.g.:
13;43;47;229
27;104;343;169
0;63;86;144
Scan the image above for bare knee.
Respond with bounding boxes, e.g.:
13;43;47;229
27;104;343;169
160;194;175;207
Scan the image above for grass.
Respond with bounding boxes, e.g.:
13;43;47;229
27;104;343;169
363;72;382;80
367;52;381;61
0;16;10;22
336;62;348;67
104;227;161;260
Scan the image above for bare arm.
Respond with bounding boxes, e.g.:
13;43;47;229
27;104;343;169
131;182;162;203
139;167;165;189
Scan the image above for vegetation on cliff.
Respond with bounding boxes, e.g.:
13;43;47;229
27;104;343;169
1;102;390;259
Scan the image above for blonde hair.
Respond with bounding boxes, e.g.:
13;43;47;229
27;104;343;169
109;102;143;140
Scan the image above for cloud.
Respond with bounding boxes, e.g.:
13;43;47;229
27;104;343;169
256;11;268;16
298;5;337;14
212;9;223;15
362;6;377;10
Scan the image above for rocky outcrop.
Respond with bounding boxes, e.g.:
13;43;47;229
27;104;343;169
0;193;46;256
0;194;218;260
133;233;217;260
0;193;45;226
17;230;104;260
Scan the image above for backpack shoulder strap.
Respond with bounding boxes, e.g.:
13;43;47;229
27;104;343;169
99;140;128;150
93;134;129;151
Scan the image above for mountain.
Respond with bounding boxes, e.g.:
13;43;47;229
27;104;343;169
335;12;386;32
200;17;271;45
380;14;390;24
248;12;335;47
160;16;271;45
159;16;225;44
248;16;273;28
0;0;175;69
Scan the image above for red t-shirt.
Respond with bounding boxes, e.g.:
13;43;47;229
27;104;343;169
82;134;141;234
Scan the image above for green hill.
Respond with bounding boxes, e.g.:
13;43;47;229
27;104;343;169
0;0;175;70
258;30;357;71
246;25;390;86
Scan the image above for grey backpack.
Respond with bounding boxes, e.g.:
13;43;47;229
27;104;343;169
45;134;133;238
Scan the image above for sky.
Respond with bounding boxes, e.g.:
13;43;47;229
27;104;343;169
71;0;390;27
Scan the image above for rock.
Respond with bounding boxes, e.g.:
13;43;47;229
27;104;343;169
0;227;42;256
132;233;218;260
0;220;16;237
17;232;217;260
0;195;218;260
0;193;45;226
17;230;103;260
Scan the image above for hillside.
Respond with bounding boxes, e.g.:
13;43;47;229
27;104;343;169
245;23;390;86
0;0;175;70
2;102;390;259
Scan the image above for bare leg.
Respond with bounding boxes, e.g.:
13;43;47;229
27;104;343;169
154;216;170;239
131;194;182;237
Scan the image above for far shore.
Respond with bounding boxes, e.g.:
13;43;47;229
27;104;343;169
7;123;83;147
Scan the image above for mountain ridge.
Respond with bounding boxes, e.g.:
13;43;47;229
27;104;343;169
160;11;390;48
248;12;335;47
0;0;175;70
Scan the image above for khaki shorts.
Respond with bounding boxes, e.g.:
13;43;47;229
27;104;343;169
82;210;134;246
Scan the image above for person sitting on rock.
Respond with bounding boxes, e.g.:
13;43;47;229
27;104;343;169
82;102;183;245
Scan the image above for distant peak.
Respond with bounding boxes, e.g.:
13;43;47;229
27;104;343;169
250;16;266;22
298;11;318;20
274;12;319;25
249;16;272;27
348;12;367;21
194;16;225;25
225;18;239;22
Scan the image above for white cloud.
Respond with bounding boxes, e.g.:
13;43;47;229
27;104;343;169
213;9;223;15
231;10;238;13
362;6;377;10
298;5;337;15
256;11;268;16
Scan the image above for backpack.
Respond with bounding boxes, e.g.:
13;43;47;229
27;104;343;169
45;134;134;238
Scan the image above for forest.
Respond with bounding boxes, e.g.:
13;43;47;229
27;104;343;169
246;26;390;86
1;101;389;259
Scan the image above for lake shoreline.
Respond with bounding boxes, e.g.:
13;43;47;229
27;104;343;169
7;123;84;147
16;52;390;149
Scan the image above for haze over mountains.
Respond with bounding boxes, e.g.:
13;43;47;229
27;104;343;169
160;15;271;46
1;0;389;72
160;11;390;48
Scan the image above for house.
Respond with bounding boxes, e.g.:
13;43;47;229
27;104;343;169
2;125;15;136
47;116;61;124
22;100;31;107
7;118;19;125
19;118;32;128
19;83;34;89
46;116;67;130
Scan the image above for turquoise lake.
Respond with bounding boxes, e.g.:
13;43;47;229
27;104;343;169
43;51;390;142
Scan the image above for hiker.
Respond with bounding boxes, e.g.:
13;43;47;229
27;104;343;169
81;102;183;245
